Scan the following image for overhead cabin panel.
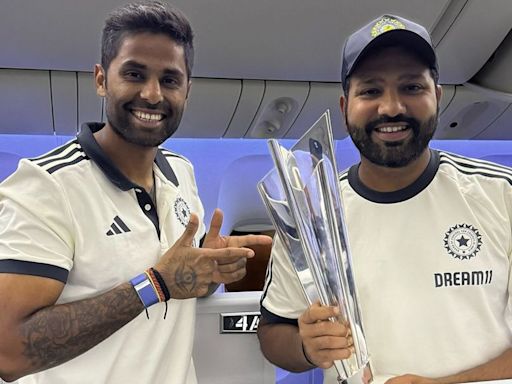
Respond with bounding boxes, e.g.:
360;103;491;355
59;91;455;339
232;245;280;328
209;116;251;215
471;29;512;94
175;78;241;138
0;69;53;135
184;0;448;82
51;71;78;135
439;85;456;115
216;155;275;233
223;80;265;138
245;81;309;139
473;104;512;140
285;82;345;140
434;0;512;84
77;72;103;128
0;0;448;83
462;83;512;140
435;85;510;139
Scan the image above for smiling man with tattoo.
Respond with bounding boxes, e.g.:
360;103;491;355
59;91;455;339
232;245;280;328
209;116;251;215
0;2;271;383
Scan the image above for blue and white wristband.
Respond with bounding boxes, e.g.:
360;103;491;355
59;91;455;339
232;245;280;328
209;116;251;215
130;273;159;308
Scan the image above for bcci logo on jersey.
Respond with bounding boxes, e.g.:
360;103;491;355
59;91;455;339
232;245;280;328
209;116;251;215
174;197;191;227
436;223;491;288
443;223;482;260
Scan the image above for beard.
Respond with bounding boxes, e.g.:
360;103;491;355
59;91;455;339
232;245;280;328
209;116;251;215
104;97;184;148
347;111;438;168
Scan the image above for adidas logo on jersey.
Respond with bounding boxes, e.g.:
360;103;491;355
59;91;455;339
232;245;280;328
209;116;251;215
106;216;131;236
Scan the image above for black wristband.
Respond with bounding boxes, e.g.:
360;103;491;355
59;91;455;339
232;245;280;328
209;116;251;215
151;268;171;301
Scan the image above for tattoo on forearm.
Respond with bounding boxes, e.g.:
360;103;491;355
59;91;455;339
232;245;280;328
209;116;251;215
175;264;197;293
20;283;143;372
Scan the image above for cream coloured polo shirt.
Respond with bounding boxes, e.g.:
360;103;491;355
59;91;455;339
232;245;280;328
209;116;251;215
261;149;512;381
0;123;205;384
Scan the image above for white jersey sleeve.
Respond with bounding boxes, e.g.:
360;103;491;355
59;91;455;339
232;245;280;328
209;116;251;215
0;159;74;276
260;235;309;322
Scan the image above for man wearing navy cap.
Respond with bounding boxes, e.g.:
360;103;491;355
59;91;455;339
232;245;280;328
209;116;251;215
258;14;512;383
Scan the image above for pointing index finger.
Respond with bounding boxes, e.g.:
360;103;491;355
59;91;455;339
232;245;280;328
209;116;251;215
202;247;254;261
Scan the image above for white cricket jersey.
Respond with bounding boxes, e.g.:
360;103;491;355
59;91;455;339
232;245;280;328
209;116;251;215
261;149;512;380
0;123;205;384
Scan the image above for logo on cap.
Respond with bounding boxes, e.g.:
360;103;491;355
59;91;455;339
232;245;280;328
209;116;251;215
371;16;406;38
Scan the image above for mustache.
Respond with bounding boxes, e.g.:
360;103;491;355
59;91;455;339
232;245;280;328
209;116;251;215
365;114;420;135
126;100;170;113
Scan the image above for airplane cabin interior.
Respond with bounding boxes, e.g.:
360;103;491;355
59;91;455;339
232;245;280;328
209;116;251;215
0;0;511;383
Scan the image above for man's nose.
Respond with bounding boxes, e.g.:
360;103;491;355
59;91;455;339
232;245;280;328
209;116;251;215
140;78;163;104
378;90;406;117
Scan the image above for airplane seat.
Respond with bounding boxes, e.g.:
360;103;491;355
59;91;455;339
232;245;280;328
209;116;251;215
193;291;276;384
216;155;277;293
194;226;323;383
193;289;323;384
225;229;275;292
276;368;324;383
478;154;512;167
194;154;324;382
0;152;22;182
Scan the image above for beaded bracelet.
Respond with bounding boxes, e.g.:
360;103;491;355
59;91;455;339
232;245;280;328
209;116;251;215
150;268;171;301
146;269;165;303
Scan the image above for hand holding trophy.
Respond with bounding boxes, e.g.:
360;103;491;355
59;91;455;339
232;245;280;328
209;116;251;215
258;110;372;383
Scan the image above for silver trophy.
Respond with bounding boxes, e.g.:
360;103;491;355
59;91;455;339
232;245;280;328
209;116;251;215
258;110;372;383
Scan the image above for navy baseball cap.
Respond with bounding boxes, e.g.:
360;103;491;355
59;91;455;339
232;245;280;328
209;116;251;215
341;14;438;90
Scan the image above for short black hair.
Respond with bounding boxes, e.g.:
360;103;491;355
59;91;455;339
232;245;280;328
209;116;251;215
101;1;194;79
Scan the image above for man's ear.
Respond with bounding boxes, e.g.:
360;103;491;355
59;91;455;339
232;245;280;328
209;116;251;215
186;80;192;99
94;64;107;97
183;80;192;110
435;84;443;104
339;95;351;132
340;95;347;119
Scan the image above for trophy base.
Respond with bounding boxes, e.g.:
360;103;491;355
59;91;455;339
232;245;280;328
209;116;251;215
337;360;373;384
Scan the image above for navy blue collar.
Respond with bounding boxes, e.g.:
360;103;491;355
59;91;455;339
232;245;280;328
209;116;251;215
348;149;439;203
77;123;179;190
